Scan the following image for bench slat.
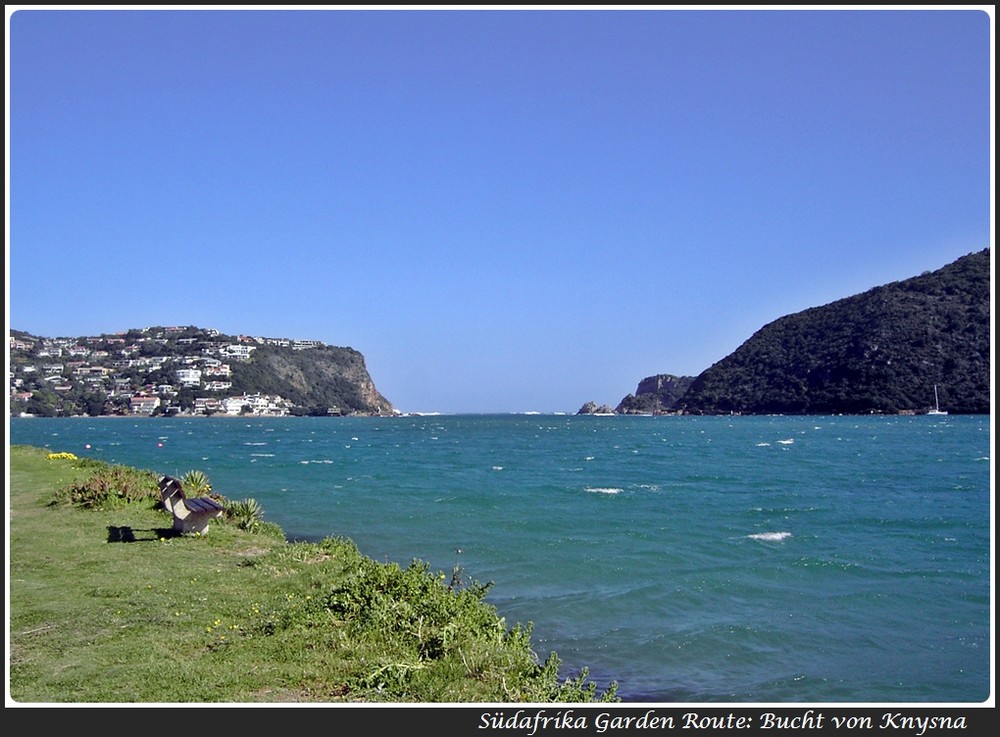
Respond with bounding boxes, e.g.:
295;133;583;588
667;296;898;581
184;497;223;514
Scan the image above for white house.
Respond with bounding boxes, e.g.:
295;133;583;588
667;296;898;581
129;395;160;415
176;368;202;387
220;344;256;360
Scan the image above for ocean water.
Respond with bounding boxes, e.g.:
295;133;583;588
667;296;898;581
7;413;992;704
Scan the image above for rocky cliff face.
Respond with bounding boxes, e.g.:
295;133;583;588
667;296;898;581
232;344;395;416
616;374;695;414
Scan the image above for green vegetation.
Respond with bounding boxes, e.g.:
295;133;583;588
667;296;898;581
8;445;618;703
675;249;991;415
224;497;277;535
179;469;213;496
48;458;161;510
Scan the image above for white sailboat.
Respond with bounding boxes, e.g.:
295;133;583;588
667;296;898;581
927;385;948;416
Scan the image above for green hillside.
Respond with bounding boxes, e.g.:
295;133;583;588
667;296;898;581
676;248;990;415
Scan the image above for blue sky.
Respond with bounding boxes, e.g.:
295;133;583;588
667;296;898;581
6;7;993;414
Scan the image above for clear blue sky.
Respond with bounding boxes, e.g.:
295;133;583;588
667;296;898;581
6;7;993;414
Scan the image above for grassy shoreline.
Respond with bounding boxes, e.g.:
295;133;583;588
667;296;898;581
7;444;617;704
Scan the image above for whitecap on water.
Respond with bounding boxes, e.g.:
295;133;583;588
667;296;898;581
585;487;623;495
748;531;792;542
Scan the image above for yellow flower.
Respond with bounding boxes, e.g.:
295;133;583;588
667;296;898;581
47;452;78;461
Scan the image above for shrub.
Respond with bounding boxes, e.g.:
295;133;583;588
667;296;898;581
180;469;212;496
250;520;287;541
46;452;78;461
322;547;619;702
51;462;160;510
225;497;265;532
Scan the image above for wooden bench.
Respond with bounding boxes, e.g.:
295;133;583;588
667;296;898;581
158;475;224;535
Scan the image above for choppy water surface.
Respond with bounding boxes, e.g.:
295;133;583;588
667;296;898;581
9;413;991;703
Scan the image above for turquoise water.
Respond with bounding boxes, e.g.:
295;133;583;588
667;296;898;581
8;413;992;703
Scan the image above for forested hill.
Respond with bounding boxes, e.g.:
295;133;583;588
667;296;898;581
675;248;990;415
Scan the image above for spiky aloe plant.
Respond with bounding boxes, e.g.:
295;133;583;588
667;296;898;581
180;469;212;497
226;497;264;531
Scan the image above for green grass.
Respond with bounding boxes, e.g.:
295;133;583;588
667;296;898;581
7;445;618;704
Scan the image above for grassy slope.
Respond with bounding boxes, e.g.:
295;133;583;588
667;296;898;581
7;445;616;704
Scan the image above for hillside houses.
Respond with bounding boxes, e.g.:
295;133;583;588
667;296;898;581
9;326;318;417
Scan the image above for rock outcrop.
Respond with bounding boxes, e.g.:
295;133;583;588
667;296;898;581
616;374;695;414
576;401;616;415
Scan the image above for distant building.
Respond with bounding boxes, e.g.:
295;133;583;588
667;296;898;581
220;344;256;360
176;368;202;387
193;397;222;415
9;336;36;351
129;395;160;415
